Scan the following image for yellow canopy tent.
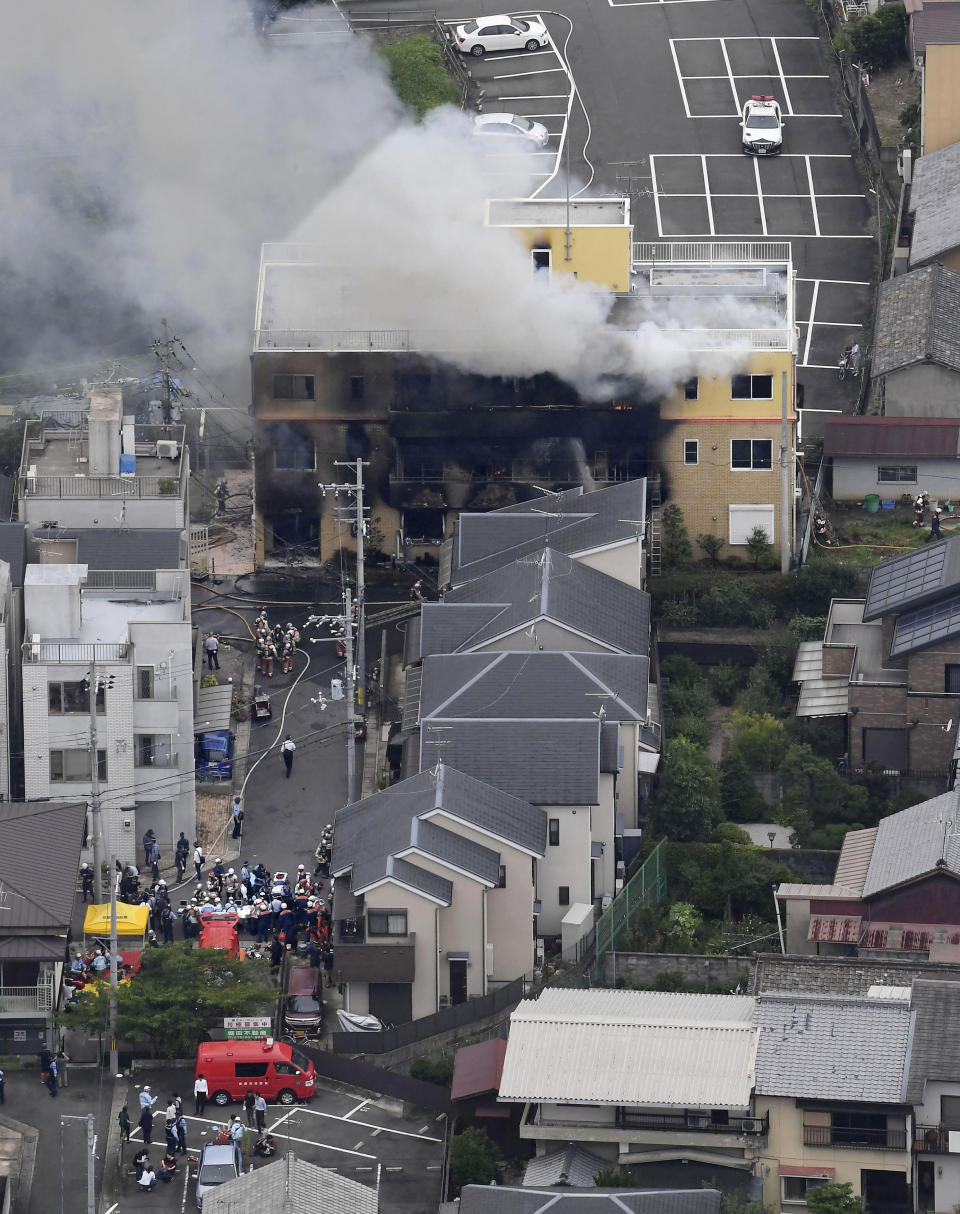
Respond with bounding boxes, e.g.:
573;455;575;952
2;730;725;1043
83;903;150;939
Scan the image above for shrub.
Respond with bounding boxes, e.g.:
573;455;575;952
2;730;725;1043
710;663;743;705
699;581;772;628
745;525;772;570
729;711;788;770
409;1055;454;1087
775;563;859;616
714;821;753;845
844;4;907;71
787;614;827;643
662;504;692;566
660;600;698;627
596;1167;637;1187
661;655;704;688
380;35;460;120
697;533;724;566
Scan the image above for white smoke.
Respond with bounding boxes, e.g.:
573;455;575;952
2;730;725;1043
1;0;773;401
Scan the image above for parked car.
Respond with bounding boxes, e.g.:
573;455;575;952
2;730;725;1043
195;1038;316;1107
740;95;783;155
194;729;234;781
473;112;550;149
195;1141;242;1208
454;13;548;55
283;964;324;1036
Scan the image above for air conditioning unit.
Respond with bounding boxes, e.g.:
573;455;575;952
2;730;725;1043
741;1118;765;1134
156;440;179;460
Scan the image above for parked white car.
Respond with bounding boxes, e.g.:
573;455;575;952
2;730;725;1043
740;95;784;155
472;112;550;149
454;14;549;56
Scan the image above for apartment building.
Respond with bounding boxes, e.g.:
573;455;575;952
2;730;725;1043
22;562;195;865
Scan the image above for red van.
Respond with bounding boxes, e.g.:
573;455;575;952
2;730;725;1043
283;964;324;1036
195;1038;316;1106
198;915;241;959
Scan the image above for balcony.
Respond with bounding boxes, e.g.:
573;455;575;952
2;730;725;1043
803;1125;907;1151
23;641;130;664
914;1126;955;1154
334;933;416;984
0;980;55;1015
617;1110;768;1137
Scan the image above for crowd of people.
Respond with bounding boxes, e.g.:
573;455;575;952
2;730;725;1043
255;610;300;677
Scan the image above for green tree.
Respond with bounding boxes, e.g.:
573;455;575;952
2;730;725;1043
699;581;773;629
714;821;753;845
778;744;868;845
59;943;273;1057
843;4;907;70
663;901;704;950
697;533;724;566
729;711;788;770
718;752;767;821
449;1127;499;1192
649;737;722;842
595;1166;637;1186
380;35;460;120
410;1055;454;1087
662;504;692;566
745;525;772;570
661;654;703;688
806;1183;863;1214
710;662;743;705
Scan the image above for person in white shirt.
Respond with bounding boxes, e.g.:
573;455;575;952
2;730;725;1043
194;1073;209;1116
281;735;296;778
138;1166;156;1191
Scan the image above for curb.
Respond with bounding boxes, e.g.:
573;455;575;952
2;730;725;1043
0;1108;38;1214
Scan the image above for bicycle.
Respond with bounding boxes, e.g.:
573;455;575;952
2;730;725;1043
838;344;863;381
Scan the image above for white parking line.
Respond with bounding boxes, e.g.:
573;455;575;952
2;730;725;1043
753;156;767;235
484;49;556;60
496;93;569;99
682;74;830;80
771;38;795;115
654;152;852;157
649;156;664;237
805;154;820;236
676;34;820;39
719;38;740;114
797;276;871;285
694;112;843;118
669;40;692;119
491;66;566;79
655;191;863;199
701;155;715;235
803;279;819;365
344;1099;370;1119
609;0;726;6
295;1105;443;1142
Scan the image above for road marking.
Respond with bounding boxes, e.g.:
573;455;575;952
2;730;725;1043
719;37;740;114
344;1099;370;1118
809;319;865;327
655;191;864;199
701;155;715;236
797;277;871;285
427;1164;443;1171
419;1124;431;1134
491;67;566;79
805;154;821;236
669;40;692;119
649;156;664;238
483;49;555;60
681;74;830;80
105;1206;119;1214
692;112;843;118
295;1106;443;1142
371;1127;383;1136
753;155;767;235
530;25;578;200
496;93;569;99
802;279;819;366
276;1131;376;1158
653;152;852;157
771;37;795;115
674;34;820;39
353;1140;366;1151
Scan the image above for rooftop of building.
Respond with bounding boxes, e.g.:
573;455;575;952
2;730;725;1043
29;527;185;570
485;197;630;227
456;1187;723;1214
872;262;960;375
823;415;960;459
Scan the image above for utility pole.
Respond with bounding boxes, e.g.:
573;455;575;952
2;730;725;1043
344;587;356;802
780;368;791;574
109;850;119;1076
88;663;103;901
60;1114;97;1214
321;460;369;719
154;318;175;425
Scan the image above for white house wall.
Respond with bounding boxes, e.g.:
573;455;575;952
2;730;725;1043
538;804;594;935
360;883;438;1021
577;541;645;590
831;457;960;502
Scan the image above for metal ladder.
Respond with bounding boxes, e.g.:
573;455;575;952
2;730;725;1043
649;474;663;578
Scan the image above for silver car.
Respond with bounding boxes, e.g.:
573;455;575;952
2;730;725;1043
473;112;550;149
195;1141;242;1208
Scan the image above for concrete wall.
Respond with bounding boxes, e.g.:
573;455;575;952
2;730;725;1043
831;457;960;502
537;803;593;936
913;1079;960;1213
883;364;960;418
603;952;752;991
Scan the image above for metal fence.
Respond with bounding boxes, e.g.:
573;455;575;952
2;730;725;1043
594;841;668;967
633;241;792;265
331;975;525;1054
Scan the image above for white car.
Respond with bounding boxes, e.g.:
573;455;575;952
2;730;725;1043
740;95;783;155
454;14;549;56
473;112;550;149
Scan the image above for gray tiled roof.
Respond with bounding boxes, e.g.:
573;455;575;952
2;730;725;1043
30;527;185;570
913;2;960;54
860;792;960;896
436;548;651;655
418;652;649;722
459;1187;722;1214
448;481;646;587
522;1145;610;1187
332;766;546;895
754;993;913;1101
873;263;960;375
0;802;87;931
906;979;960;1102
911;142;960;267
201;1153;377;1214
419;719;602;805
863;534;960;620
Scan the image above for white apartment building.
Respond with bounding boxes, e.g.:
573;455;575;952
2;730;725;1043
22;563;195;865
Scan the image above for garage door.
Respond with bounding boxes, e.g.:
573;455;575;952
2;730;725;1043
729;505;775;546
368;983;413;1025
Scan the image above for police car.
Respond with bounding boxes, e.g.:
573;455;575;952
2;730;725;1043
740;95;784;155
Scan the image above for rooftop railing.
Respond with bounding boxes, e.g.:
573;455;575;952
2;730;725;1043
23;641;130;664
633;241;792;265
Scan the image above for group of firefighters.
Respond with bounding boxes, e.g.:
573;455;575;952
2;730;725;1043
254;610;300;678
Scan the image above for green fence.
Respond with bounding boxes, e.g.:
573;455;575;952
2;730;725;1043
595;841;668;967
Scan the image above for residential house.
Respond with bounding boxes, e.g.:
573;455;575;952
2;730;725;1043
441;480;648;592
910;142;960;272
754;992;913;1214
452;1038;519;1151
906;979;960;1214
330;764;545;1023
792;537;960;776
870;265;960;417
823;417;960;502
17;387;190;531
0;800;86;1052
454;1187;723;1214
520;1144;617;1188
200;1152;377;1214
776;792;960;958
919;44;960;154
630;242;797;561
22;562;195;866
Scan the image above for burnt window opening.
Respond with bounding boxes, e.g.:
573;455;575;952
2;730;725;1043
402;508;444;545
532;246;552;273
273;374;315;401
274;432;316;471
350;376;365;400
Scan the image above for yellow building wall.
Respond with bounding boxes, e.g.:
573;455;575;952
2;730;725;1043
659;355;793;422
508;226;631;290
923;45;960;155
758;1097;910;1211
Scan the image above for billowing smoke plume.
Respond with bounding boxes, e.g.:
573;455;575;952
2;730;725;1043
1;1;771;400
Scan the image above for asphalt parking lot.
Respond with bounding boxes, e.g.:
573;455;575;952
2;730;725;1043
108;1072;443;1214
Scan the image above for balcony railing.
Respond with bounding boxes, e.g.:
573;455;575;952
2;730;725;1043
20;474;182;499
803;1125;907;1151
337;917;365;944
23;642;130;663
617;1110;768;1136
633;240;791;265
0;982;55;1014
914;1126;956;1154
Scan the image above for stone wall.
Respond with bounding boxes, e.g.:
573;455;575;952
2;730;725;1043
603;952;753;991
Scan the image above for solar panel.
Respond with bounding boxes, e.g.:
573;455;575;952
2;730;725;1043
890;587;960;655
864;542;951;620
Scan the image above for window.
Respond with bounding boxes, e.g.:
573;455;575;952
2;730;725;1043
731;374;773;400
48;680;104;715
50;749;106;783
274;1062;297;1075
731;439;772;470
683;439;699;466
548;818;560;846
941;1095;960;1129
136;667;154;700
683;377;699;401
350;376;365;400
878;465;917;483
558;886;570;906
368;911;407;937
275;434;316;470
273;374;315;401
234;1062;268;1078
729;505;775;546
135;734;172;768
782;1178;828;1204
862;727;907;772
532;247;551;273
946;665;960;694
497;865;507;888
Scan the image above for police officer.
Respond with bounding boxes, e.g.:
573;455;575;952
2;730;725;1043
80;863;95;903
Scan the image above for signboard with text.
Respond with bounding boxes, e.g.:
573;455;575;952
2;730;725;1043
223;1016;272;1040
